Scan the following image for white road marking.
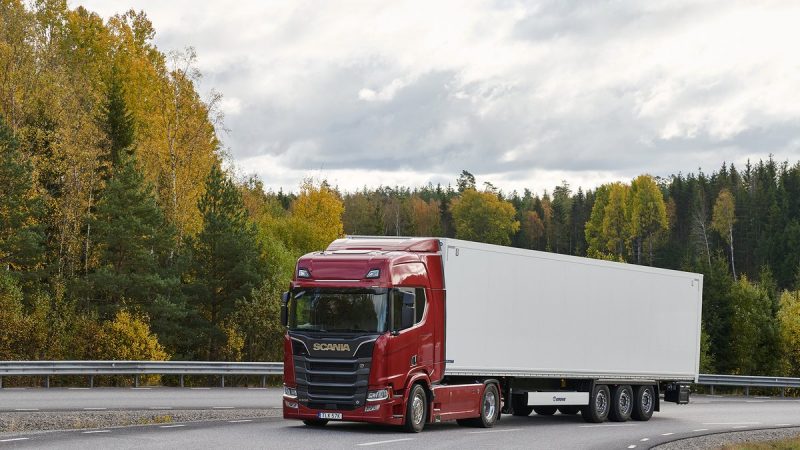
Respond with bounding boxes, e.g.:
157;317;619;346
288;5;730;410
228;420;253;423
213;406;234;409
83;408;107;411
579;424;637;428
357;438;415;447
149;407;173;410
82;430;110;434
627;446;637;449
159;424;185;428
732;425;749;429
693;428;709;432
776;424;792;426
14;408;39;411
702;422;760;425
0;438;29;442
661;433;674;436
640;438;649;441
467;428;522;434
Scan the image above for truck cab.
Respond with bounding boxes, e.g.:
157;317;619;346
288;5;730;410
282;237;483;431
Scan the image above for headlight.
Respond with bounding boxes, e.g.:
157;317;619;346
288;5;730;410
367;388;389;402
284;385;297;398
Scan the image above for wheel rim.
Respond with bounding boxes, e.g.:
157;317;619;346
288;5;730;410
484;390;496;421
641;389;653;413
619;390;631;415
412;392;424;425
596;390;608;416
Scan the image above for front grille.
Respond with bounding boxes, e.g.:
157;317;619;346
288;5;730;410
291;338;374;411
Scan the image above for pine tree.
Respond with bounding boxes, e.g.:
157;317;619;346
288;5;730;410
88;153;178;315
188;165;265;360
0;118;44;273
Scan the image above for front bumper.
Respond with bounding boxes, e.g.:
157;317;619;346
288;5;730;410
283;395;404;426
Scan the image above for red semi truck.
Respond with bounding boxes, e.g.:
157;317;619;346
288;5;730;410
281;237;702;432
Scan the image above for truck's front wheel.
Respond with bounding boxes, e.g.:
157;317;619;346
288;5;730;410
581;384;610;423
404;384;428;433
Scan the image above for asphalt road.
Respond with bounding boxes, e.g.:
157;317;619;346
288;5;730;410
2;395;800;449
0;387;282;412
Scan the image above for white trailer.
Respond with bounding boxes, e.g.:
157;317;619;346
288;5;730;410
439;238;702;421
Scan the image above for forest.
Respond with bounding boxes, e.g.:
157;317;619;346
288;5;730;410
2;1;800;380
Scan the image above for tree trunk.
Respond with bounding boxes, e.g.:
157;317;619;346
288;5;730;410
729;226;737;280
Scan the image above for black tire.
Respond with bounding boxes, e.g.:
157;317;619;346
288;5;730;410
404;384;427;433
475;384;500;428
533;406;557;415
558;406;580;415
631;385;655;421
581;384;610;423
511;393;534;417
302;419;328;427
609;385;633;422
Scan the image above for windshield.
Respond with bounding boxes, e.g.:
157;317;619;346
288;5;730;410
288;288;389;333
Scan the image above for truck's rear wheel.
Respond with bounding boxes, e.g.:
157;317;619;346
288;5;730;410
631;385;655;421
581;384;610;423
456;383;500;427
404;384;428;433
609;385;633;422
533;406;557;415
558;406;580;415
302;419;328;427
511;393;534;416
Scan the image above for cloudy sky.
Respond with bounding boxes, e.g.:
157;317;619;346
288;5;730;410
73;0;800;194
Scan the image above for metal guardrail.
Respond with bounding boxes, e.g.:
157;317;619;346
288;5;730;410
1;363;798;393
696;373;800;395
0;361;284;388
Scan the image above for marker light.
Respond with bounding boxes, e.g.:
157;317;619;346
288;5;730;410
284;385;297;397
365;269;380;279
297;268;311;278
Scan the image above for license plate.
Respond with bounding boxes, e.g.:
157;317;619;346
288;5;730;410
318;412;342;420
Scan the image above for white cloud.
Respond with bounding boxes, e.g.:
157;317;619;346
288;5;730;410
71;0;800;194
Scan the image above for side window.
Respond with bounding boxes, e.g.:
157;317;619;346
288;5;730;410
391;287;427;331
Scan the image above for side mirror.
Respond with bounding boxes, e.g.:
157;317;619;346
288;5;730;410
400;291;415;330
280;291;289;327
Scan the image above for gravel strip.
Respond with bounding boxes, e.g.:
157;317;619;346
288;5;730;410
0;408;281;435
654;426;800;449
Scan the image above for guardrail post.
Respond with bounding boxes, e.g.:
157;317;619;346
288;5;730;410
710;385;714;395
221;375;225;388
46;376;50;388
135;374;139;388
781;388;785;398
180;375;184;388
744;386;749;396
0;376;3;389
89;376;94;388
261;375;266;388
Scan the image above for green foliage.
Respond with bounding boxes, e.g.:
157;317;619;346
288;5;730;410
451;188;520;245
630;175;668;265
0;118;44;272
188;165;265;360
729;276;780;375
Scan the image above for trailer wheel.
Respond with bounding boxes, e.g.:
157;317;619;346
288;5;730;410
609;385;633;422
533;406;557;416
511;393;534;416
558;406;580;415
581;384;610;423
302;419;328;427
404;384;428;433
631;385;655;421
